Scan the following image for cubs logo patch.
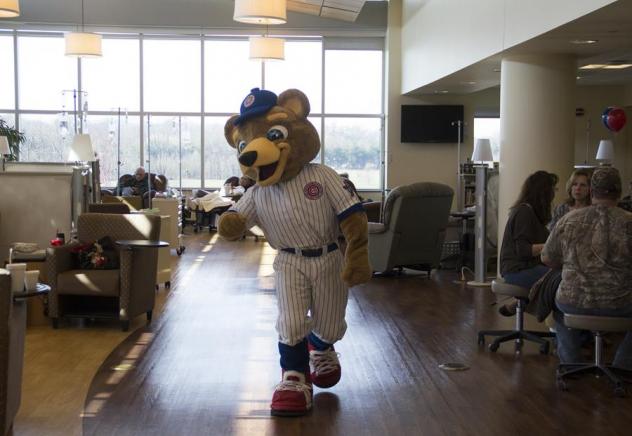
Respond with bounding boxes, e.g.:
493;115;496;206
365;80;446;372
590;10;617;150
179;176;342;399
243;94;255;108
303;181;324;200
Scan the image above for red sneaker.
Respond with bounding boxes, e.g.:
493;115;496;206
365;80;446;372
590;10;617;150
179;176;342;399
308;342;341;388
270;370;313;417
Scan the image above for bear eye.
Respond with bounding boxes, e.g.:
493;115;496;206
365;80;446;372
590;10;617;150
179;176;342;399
266;125;288;141
237;140;247;153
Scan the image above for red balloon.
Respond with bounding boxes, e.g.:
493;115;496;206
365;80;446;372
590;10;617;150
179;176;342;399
606;107;627;132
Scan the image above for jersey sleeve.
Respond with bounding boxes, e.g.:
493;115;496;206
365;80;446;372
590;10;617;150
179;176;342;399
230;187;258;229
320;165;364;220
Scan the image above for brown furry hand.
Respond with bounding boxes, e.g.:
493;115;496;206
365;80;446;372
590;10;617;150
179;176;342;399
218;212;247;241
340;211;372;287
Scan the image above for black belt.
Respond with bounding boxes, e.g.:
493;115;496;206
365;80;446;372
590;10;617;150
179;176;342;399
281;242;338;257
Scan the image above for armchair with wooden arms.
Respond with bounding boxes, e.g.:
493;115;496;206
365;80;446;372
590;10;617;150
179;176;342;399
46;213;161;331
368;182;454;275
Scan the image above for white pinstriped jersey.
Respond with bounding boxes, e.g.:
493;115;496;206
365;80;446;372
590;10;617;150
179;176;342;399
231;164;362;250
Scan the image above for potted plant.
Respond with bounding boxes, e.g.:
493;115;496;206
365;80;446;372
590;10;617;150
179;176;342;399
0;118;25;161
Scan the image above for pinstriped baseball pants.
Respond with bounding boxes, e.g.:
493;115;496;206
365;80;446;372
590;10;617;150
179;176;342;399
273;249;348;346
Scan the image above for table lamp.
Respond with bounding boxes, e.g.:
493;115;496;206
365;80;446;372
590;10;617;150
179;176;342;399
68;133;95;162
595;139;614;165
0;135;10;171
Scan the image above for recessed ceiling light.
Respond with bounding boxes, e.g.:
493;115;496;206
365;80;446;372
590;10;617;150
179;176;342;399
434;90;449;94
570;39;598;44
580;64;607;70
576;76;582;80
493;68;501;73
460;81;477;85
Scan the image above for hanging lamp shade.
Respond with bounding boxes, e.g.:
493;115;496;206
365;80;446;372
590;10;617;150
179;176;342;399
234;0;286;24
0;0;20;18
65;32;102;57
249;36;285;61
68;134;95;162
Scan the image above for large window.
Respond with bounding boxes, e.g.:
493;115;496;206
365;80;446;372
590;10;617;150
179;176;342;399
204;40;260;113
145;116;201;189
82;38;140;111
265;40;322;113
144;39;201;112
0;35;14;110
88;114;140;186
18;36;77;111
7;32;384;190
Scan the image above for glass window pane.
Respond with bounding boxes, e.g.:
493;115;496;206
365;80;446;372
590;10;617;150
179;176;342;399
82;38;140;111
324;118;381;190
145;116;201;189
0;35;14;109
204;116;240;188
265;41;322;113
204;40;261;113
18;36;78;110
325;50;382;114
19;114;76;162
88;114;140;187
144;40;201;112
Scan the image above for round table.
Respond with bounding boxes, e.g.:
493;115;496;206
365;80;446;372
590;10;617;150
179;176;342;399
115;240;169;249
13;282;50;301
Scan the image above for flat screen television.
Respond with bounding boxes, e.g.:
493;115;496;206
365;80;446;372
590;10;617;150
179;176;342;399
401;105;464;143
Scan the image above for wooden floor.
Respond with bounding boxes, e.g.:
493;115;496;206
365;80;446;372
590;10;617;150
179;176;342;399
14;232;632;435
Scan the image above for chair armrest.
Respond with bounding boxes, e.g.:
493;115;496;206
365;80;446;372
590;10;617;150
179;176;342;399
46;244;77;279
368;222;387;234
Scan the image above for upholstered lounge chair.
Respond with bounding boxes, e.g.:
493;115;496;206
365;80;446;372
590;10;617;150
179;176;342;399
368;182;454;275
0;270;26;435
46;213;161;331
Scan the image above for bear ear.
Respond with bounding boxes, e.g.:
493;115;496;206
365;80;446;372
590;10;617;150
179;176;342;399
224;115;240;148
278;89;310;119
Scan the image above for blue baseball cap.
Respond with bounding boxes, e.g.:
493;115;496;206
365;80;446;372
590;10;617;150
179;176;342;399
233;88;278;126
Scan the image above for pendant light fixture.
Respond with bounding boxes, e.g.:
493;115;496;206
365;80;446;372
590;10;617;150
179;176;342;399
0;0;20;18
65;0;102;58
234;0;287;24
249;35;285;61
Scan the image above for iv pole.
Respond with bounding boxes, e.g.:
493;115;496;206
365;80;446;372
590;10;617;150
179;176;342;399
146;114;152;209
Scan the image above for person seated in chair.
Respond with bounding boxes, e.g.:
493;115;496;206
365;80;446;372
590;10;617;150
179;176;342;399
121;167;150;197
497;171;558;316
542;167;632;370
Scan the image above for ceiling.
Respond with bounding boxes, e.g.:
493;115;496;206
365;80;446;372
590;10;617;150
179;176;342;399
411;0;632;95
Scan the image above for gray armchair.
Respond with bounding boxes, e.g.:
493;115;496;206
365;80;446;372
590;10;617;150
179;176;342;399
46;213;161;331
1;270;26;436
368;182;454;274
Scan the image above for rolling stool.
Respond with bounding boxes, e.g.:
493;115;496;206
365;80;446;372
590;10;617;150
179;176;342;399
478;278;555;353
556;314;632;397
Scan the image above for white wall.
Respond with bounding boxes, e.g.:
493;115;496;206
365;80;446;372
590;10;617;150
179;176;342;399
401;0;616;94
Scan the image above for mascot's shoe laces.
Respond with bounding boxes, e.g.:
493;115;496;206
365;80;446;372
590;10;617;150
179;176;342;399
308;343;341;388
270;370;313;417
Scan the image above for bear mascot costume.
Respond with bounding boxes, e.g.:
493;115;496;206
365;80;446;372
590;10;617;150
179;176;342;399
218;88;372;416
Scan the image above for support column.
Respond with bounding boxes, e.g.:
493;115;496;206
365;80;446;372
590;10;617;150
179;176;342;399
498;55;576;262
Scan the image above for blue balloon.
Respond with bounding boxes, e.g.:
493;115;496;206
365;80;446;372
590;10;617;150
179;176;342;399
602;107;613;129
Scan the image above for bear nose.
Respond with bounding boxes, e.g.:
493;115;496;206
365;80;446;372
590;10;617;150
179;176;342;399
239;151;258;167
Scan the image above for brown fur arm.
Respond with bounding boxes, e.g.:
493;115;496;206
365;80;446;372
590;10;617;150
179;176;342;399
339;211;372;287
218;212;247;241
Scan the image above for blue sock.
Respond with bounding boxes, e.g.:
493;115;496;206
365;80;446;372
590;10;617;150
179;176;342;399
308;332;332;351
278;339;309;373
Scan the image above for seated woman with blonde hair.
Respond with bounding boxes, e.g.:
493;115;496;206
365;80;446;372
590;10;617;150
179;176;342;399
548;168;591;230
